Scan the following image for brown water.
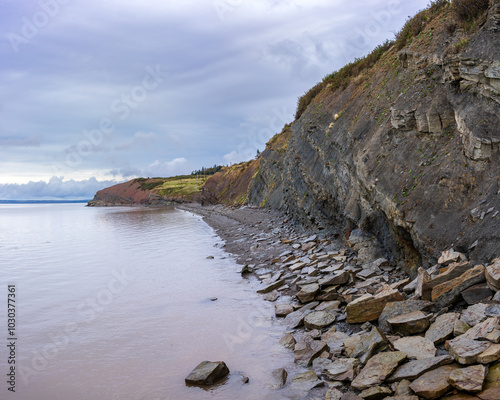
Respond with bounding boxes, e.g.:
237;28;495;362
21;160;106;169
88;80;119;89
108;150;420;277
0;204;306;400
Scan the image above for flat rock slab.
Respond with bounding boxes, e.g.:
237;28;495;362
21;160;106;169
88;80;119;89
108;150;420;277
477;386;500;400
267;368;287;389
446;317;500;364
322;358;359;381
422;261;470;300
320;270;350;286
461;303;489;327
426;313;460;344
394;336;436;360
297;283;320;303
431;265;485;309
387;311;430;335
359;386;392;400
257;279;285;294
284;309;307;329
462;284;493;305
448;364;487;393
388;355;454;382
185;361;230;386
304;311;336;330
275;303;294;317
346;289;404;324
438;249;466;265
351;351;407;390
378;300;433;332
344;327;388;364
291;370;324;392
409;364;460;400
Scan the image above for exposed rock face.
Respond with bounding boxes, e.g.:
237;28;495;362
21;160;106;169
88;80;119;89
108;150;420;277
246;2;500;271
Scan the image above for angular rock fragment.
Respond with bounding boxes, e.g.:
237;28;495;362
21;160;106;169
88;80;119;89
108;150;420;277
323;357;359;381
461;303;489;327
454;318;472;336
394;336;436;360
346;289;404;324
304;311;336;330
294;339;328;367
344;327;389;364
421;261;471;300
322;328;349;357
477;386;500;400
409;364;460;400
485;258;500;292
280;333;296;349
448;364;487;393
297;283;320;303
462;284;493;305
284;309;307;329
426;313;460;344
477;343;500;364
438;249;466;265
275;303;294;317
320;270;350;286
351;351;407;390
185;361;230;386
268;368;287;389
291;370;324;391
359;386;392;400
388;355;454;382
431;265;486;309
378;300;433;332
387;311;430;335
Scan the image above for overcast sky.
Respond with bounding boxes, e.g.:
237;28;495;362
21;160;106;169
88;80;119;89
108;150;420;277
0;0;430;199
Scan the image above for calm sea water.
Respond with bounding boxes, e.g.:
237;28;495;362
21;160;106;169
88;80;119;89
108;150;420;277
0;204;299;400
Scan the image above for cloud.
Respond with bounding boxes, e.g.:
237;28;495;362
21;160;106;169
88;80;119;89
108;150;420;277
108;157;193;179
115;131;157;151
0;176;120;200
0;135;42;147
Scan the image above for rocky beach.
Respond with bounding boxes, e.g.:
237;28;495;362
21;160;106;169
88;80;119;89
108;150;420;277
180;202;500;400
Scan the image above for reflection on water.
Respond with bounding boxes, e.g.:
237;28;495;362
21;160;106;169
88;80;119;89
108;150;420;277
0;204;303;400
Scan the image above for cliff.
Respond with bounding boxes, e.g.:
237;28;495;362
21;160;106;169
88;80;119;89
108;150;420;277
87;176;208;206
204;1;500;274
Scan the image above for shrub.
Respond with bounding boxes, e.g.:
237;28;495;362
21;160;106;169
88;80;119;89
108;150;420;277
294;40;393;120
395;0;449;50
452;0;489;26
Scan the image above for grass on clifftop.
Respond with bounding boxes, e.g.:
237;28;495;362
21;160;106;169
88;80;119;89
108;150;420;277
133;176;210;198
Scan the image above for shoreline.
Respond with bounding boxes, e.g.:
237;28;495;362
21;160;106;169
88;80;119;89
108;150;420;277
178;203;500;400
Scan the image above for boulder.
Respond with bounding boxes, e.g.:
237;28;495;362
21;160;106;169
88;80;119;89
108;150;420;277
387;311;430;335
185;361;230;386
409;364;460;400
351;351;407;390
297;283;320;303
448;365;487;393
267;368;287;389
431;265;486;309
394;336;436;360
485;258;500;291
291;370;324;392
388;355;455;382
378;300;433;332
304;311;336;330
344;327;389;364
346;289;404;324
426;313;460;344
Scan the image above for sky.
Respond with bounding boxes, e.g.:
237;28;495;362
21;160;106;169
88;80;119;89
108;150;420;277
0;0;431;199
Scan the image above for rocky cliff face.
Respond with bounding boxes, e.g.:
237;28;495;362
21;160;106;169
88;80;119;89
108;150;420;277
246;3;500;274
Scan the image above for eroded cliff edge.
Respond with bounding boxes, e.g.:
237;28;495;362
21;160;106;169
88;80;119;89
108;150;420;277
207;2;500;274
